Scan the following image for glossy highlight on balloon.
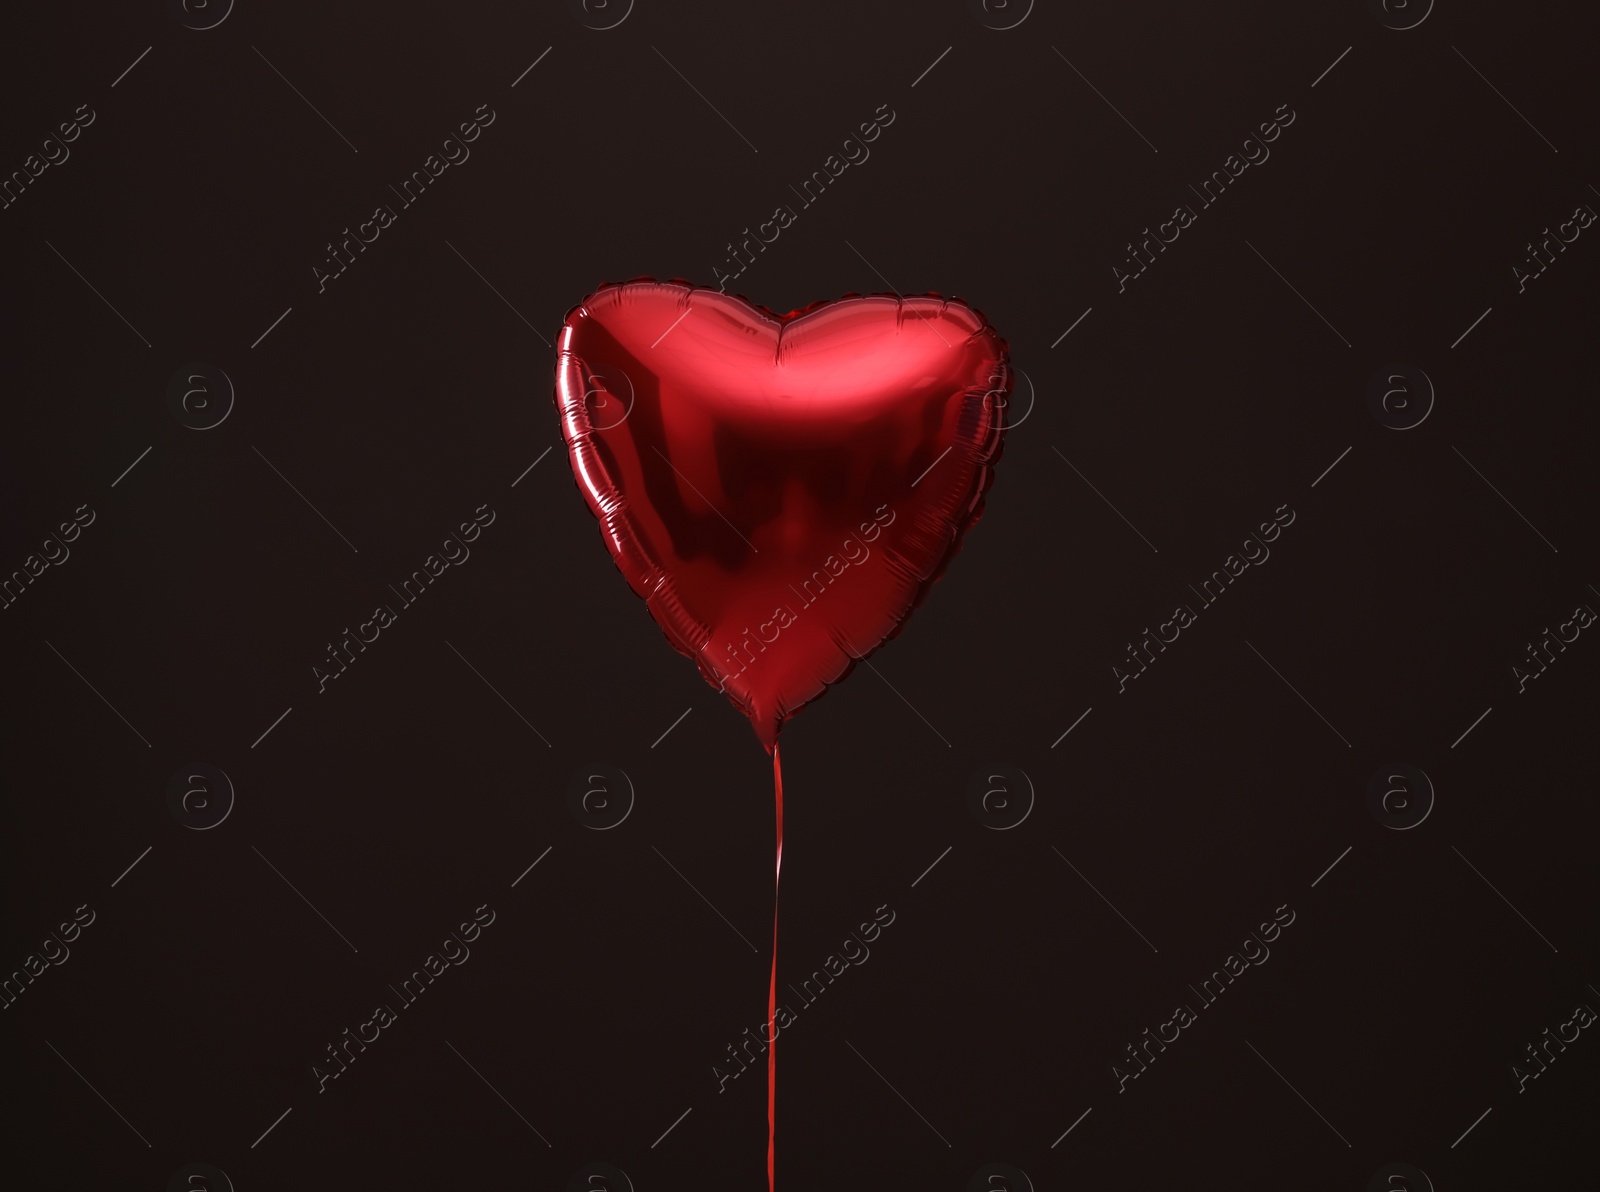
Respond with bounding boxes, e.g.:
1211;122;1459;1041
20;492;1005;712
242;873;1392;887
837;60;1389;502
554;279;1011;749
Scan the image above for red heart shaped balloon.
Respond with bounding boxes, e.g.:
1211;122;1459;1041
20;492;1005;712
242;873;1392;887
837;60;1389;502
555;279;1009;750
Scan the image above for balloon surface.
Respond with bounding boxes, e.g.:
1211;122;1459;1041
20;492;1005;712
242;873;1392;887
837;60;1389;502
555;279;1010;750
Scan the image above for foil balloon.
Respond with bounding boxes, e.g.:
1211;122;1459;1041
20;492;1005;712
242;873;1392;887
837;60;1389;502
554;278;1009;1189
554;279;1011;749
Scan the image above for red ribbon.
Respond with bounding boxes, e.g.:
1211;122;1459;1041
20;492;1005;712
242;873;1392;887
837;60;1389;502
767;742;783;1190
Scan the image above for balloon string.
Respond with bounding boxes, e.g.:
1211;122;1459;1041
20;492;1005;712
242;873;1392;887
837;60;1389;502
768;741;783;1192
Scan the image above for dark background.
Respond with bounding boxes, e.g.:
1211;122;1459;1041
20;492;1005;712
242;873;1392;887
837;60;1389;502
1;1;1596;1189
